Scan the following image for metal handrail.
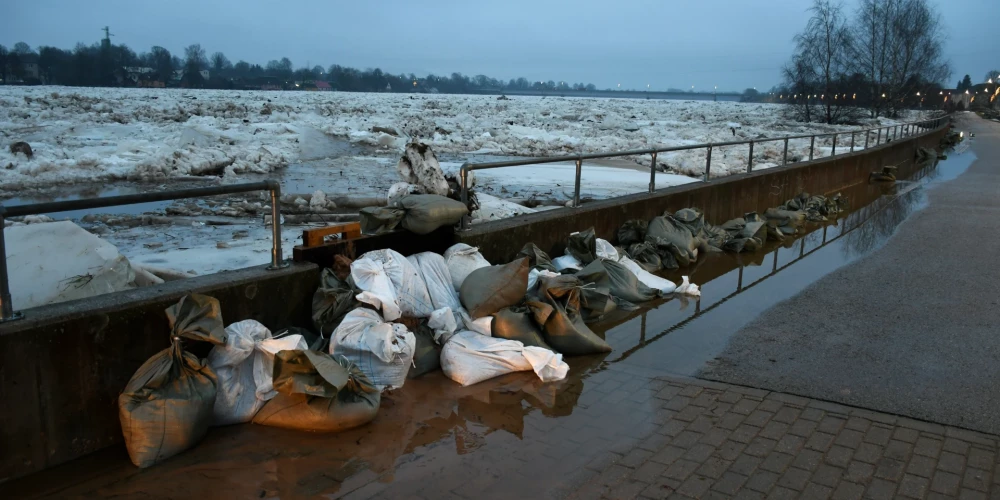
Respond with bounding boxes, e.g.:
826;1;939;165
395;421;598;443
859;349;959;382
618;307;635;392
0;180;288;323
458;114;949;229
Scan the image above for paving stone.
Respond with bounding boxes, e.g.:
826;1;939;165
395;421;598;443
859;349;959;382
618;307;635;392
944;438;972;455
777;467;812;491
962;468;990;492
819;416;848;435
845;461;875;483
766;486;799;500
775;434;806;455
788;419;818;438
744;410;775;428
906;454;938;478
914;436;944;458
760;452;795;474
772;407;801;424
659;420;688;438
800;408;826;421
677;475;713;498
884;440;914;462
831;481;865;500
701;427;732;448
930;470;961;495
966;447;994;471
854;443;884;464
957;489;987;500
744;470;780;492
802;482;834;500
812;463;845;488
835;429;865;449
716;441;748;462
864;478;898;500
683;444;716;463
845;417;872;433
696;457;732;479
650;446;687;466
807;432;837;452
731;425;762;444
826;445;855;468
792;449;824;472
732;399;760;415
898;474;930;499
745;437;778;458
938;451;967;474
729;454;762;476
893;427;921;444
759;421;790;441
865;427;894;446
630;461;668;483
874;457;906;481
606;480;649;500
662;459;701;482
711;472;749;496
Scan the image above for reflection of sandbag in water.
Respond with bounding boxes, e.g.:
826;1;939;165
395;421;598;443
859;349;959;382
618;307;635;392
646;215;699;267
576;259;660;304
253;350;380;432
491;305;553;350
626;242;663;273
398;194;469;235
118;294;227;468
566;227;598;264
312;268;359;335
532;275;612;355
517;242;557;272
408;321;442;379
617;219;648;246
359;207;405;234
460;258;529;319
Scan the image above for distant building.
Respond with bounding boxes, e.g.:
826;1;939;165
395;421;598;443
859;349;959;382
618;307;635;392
20;54;40;80
315;81;331;91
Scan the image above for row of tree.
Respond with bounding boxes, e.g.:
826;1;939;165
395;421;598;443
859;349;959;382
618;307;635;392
0;39;599;94
781;0;952;123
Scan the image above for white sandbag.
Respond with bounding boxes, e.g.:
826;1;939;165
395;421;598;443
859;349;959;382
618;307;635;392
619;256;677;294
428;307;458;343
527;268;560;292
207;320;308;425
459;311;493;337
675;276;701;297
330;308;416;390
552;254;583;272
443;243;491;290
5;220;135;309
440;330;569;387
595;238;619;261
360;249;435;318
351;257;402;321
408;252;467;330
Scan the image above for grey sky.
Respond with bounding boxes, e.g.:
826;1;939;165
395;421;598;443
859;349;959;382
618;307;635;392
2;0;994;91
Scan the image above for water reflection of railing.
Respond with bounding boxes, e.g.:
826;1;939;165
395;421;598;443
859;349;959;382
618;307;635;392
608;170;932;364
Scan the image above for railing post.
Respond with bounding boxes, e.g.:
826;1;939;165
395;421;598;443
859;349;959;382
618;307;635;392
831;134;837;156
573;158;583;208
648;152;657;193
809;136;815;161
877;128;881;144
704;145;713;181
266;181;289;270
782;138;789;166
459;164;470;230
850;131;855;153
747;140;754;173
864;129;870;149
0;206;23;322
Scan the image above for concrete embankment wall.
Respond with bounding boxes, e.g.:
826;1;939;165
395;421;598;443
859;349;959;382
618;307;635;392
0;121;949;482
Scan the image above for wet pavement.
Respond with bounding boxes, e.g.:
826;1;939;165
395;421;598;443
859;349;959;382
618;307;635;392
4;117;1000;499
702;113;1000;436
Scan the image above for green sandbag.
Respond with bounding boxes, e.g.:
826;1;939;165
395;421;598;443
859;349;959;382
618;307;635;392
408;321;441;379
517;242;557;272
545;273;615;323
399;194;469;235
460;258;530;319
312;268;358;336
626;242;663;273
566;227;598;264
491;305;553;350
119;294;227;468
532;276;612;356
617;219;648;246
646;216;698;267
360;206;405;234
672;208;707;237
576;259;660;304
253;350;380;433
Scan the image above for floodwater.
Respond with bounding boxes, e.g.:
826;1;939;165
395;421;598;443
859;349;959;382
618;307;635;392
0;150;974;499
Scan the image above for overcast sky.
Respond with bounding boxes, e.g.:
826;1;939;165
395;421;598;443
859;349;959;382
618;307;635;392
2;0;994;91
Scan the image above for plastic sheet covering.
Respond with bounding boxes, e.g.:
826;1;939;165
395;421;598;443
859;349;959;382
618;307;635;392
207;320;308;425
313;268;359;335
252;350;380;433
552;254;584;272
460;258;530;319
440;331;569;386
330;308;416;390
118;294;227;468
444;243;491;290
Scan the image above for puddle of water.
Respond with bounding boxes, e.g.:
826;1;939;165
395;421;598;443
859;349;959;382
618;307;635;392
1;147;975;499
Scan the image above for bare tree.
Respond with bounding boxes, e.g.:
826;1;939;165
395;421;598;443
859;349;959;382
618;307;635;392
13;41;35;55
0;45;8;83
210;52;232;74
985;70;1000;83
790;0;853;123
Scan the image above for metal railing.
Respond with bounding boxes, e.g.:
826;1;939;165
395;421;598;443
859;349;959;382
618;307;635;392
458;114;949;230
0;180;287;323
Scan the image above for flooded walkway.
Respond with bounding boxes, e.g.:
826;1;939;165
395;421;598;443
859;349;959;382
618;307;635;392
4;117;1000;499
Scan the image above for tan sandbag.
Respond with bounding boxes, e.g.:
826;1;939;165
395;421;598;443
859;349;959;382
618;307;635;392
459;258;530;319
252;350;381;432
118;294;226;468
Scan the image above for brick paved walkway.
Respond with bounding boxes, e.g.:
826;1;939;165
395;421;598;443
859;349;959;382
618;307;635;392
570;376;1000;500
